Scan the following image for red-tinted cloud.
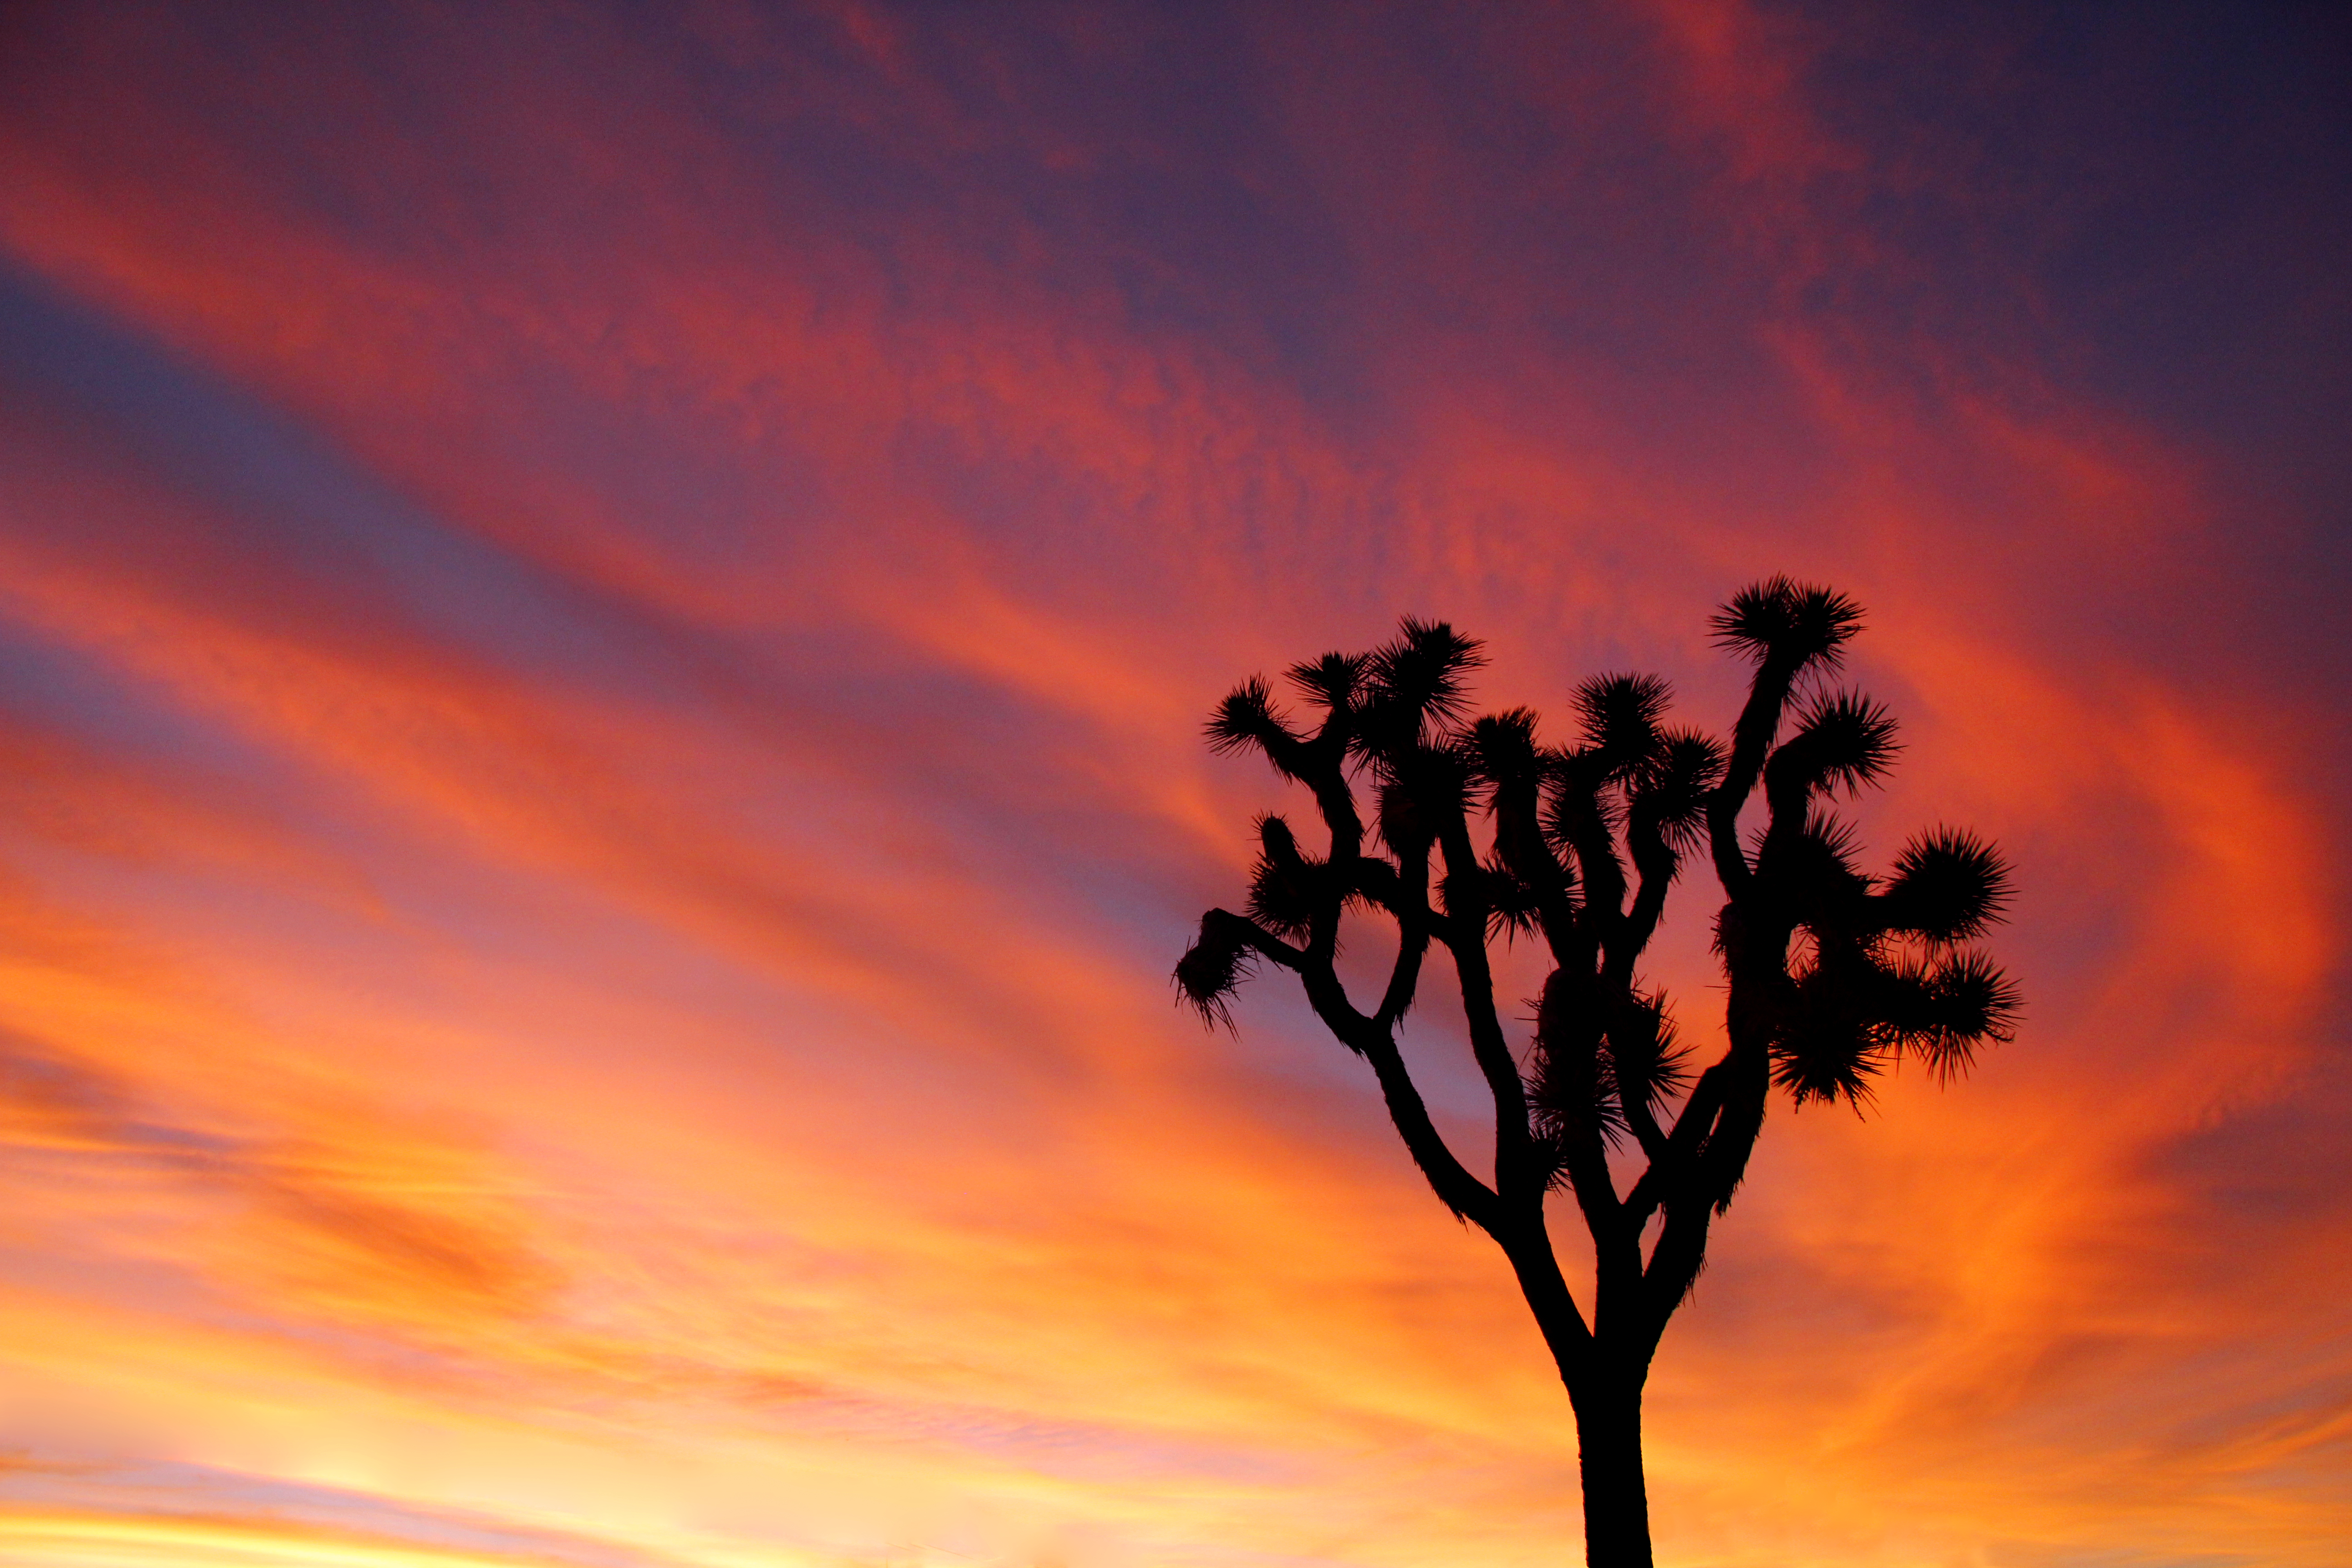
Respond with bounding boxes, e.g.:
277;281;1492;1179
0;2;2341;1565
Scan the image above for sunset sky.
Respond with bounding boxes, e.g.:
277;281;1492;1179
0;3;2347;1565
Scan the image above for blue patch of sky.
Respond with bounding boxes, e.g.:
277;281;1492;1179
623;0;1376;422
0;260;723;715
1793;2;2350;510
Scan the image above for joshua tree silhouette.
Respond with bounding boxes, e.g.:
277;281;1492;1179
1176;580;2019;1567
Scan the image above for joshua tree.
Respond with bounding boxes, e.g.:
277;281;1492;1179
1175;580;2019;1567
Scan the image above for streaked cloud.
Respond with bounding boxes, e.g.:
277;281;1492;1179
0;2;2341;1565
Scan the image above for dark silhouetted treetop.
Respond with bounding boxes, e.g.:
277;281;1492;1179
1174;581;2019;1568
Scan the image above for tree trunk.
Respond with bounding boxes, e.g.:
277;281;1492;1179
1572;1374;1652;1568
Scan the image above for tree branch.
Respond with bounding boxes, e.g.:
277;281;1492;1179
1708;661;1794;895
1489;766;1579;962
1496;1218;1597;1390
1356;1024;1505;1229
1436;818;1541;1196
1362;853;1433;1029
1203;902;1503;1230
1612;808;1678;990
1529;970;1641;1303
1622;1048;1735;1227
1556;779;1627;954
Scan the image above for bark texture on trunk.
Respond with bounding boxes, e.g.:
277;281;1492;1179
1573;1377;1652;1568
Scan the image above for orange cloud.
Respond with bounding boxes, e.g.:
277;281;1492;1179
0;3;2341;1566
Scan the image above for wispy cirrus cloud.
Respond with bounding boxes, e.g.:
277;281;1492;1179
0;3;2340;1566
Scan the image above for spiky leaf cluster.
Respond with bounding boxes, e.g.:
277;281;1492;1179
1183;600;2022;1114
1741;680;2019;1105
1177;620;1736;1161
1176;621;1486;1027
1710;577;1864;670
1173;909;1257;1031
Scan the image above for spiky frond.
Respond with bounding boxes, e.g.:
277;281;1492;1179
1174;912;1257;1030
1755;811;1872;926
1357;617;1485;756
1539;757;1624;899
1377;782;1433;862
1541;749;1621;841
1573;673;1671;766
1882;950;2021;1081
1464;708;1544;791
1766;691;1901;802
1285;651;1369;714
1469;856;1543;942
1245;815;1322;939
1205;677;1308;777
1769;959;1886;1107
1529;1025;1624;1145
1376;742;1470;837
1710;577;1865;670
1603;990;1695;1113
1769;941;2019;1103
1878;828;2012;942
1770;1019;1882;1106
1629;729;1726;851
